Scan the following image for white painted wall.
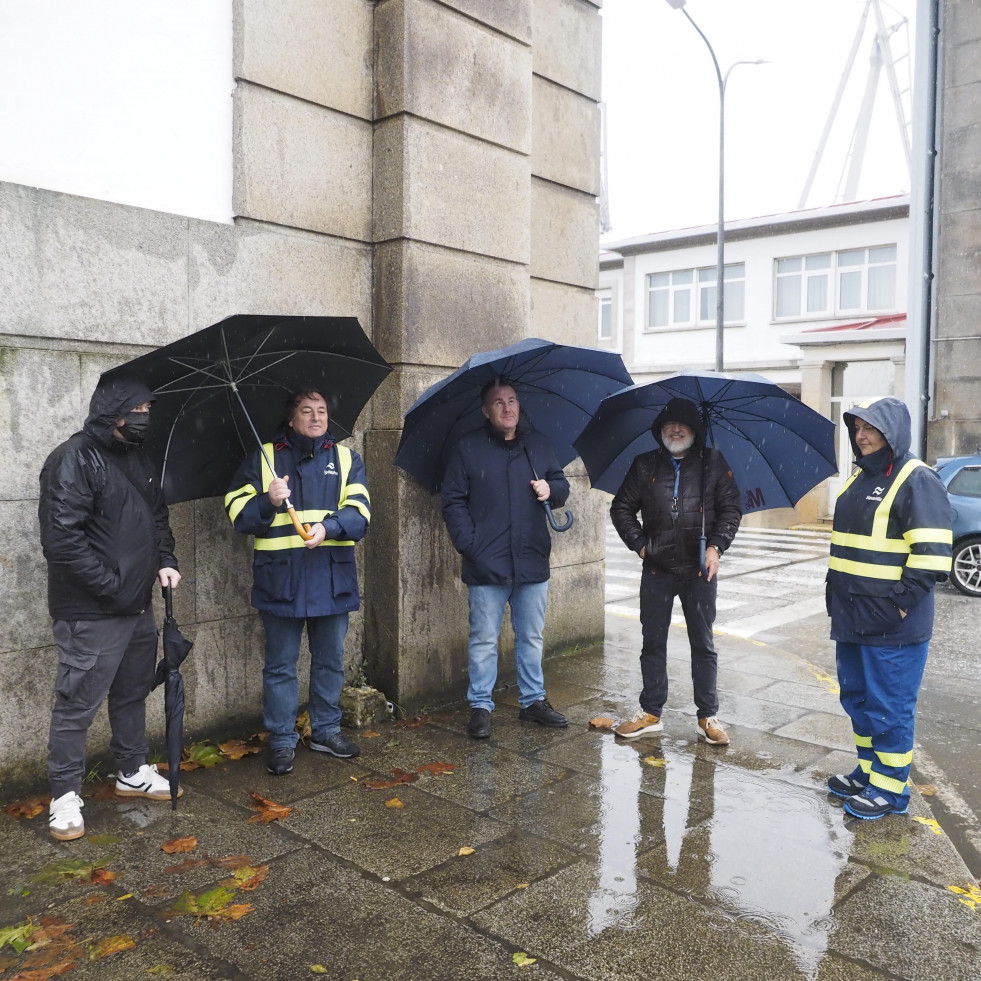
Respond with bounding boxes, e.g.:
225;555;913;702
609;211;908;383
0;0;233;222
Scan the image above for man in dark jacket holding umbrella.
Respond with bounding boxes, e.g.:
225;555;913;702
442;379;571;739
225;389;370;776
610;397;742;745
826;397;951;820
39;377;182;842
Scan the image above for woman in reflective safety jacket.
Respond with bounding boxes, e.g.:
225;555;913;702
826;396;951;820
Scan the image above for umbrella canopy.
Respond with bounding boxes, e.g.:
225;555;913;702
573;370;838;514
154;585;193;810
100;314;392;505
393;337;633;494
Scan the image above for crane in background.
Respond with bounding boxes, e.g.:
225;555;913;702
799;0;912;209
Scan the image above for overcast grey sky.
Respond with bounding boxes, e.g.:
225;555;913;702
600;0;915;241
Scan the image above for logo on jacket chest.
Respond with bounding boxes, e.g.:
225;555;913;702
865;485;886;502
324;461;338;477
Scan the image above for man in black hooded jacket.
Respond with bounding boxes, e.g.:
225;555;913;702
610;397;742;745
39;377;181;842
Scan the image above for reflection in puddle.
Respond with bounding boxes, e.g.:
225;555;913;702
588;738;641;935
704;769;850;978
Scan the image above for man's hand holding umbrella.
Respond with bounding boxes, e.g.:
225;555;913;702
267;475;327;548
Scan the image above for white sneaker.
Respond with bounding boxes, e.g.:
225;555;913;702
49;791;85;841
115;763;182;800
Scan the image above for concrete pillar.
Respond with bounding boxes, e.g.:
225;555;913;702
365;0;604;712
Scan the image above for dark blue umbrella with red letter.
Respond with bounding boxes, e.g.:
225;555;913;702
573;369;838;513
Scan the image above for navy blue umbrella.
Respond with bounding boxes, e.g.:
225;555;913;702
394;338;633;524
574;370;838;515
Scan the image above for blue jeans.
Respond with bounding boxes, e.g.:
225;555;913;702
467;582;549;711
260;612;348;749
639;569;718;718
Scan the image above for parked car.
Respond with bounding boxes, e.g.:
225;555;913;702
934;455;981;597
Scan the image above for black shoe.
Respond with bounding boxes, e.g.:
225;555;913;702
518;698;568;728
267;747;295;776
309;732;360;758
468;708;491;739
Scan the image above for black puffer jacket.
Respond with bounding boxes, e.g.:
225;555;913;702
610;404;742;578
39;378;178;620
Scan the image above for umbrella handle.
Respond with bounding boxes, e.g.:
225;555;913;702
285;505;315;541
699;535;708;577
544;502;574;532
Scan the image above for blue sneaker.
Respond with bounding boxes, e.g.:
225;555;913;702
843;786;908;820
827;773;867;799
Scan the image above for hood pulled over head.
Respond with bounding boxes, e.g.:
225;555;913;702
83;378;155;446
843;396;911;459
651;397;705;450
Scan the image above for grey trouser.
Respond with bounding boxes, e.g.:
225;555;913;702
47;610;157;797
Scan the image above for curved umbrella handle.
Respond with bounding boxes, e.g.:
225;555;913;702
285;504;315;541
544;502;574;532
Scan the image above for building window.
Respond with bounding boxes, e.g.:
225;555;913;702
647;263;743;329
698;263;745;323
598;291;613;341
774;246;896;319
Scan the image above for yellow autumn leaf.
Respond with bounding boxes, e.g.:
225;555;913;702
385;797;405;808
588;716;617;730
310;967;328;974
512;952;537;966
642;756;666;767
89;934;137;960
458;846;475;856
516;883;529;889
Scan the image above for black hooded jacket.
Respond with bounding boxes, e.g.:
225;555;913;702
610;398;742;578
38;378;178;620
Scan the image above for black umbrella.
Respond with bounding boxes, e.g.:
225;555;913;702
155;584;193;810
100;315;392;534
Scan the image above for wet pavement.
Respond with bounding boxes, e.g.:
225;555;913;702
3;613;980;981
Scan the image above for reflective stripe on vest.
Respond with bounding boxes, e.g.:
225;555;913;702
255;442;356;551
829;459;949;580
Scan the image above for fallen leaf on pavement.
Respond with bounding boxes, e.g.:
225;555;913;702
364;769;419;790
361;731;381;738
87;935;136;961
295;711;312;742
398;715;430;728
415;761;457;776
33;859;115;886
246;792;293;824
458;846;475;856
310;967;328;975
184;741;224;768
384;798;405;809
211;855;254;870
221;865;269;891
516;883;529;889
169;886;254;924
588;717;618;730
219;739;260;760
642;756;666;768
915;783;937;797
3;796;49;820
88;868;117;886
512;952;537;966
160;837;197;854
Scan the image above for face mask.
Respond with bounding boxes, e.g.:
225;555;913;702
118;410;151;444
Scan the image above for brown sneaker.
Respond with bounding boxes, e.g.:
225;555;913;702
614;711;663;739
698;716;729;745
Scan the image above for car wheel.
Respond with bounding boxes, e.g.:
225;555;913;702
950;536;981;598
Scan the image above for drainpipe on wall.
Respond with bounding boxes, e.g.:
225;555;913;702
905;0;942;459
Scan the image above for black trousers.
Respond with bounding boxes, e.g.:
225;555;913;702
639;568;719;719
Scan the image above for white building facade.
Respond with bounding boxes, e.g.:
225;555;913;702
597;196;910;521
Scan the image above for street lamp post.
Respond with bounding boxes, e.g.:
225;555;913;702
664;0;765;372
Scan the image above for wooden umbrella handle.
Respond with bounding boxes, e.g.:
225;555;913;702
286;506;315;541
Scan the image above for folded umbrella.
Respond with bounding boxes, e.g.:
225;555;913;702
393;337;633;531
100;315;392;537
154;584;193;810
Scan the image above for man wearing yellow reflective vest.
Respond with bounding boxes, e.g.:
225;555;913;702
826;396;952;820
225;389;370;776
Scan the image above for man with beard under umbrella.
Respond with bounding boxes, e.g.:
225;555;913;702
225;388;370;776
610;397;742;745
441;378;571;740
39;378;182;842
826;397;951;820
